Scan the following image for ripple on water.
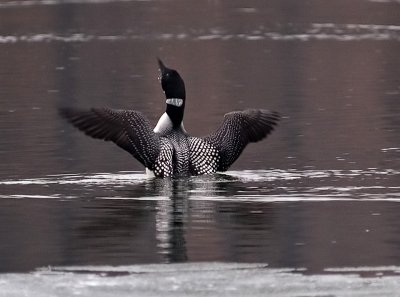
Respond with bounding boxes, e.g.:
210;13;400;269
0;169;399;202
0;0;143;8
1;23;400;43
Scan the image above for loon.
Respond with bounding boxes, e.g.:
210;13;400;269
60;59;280;177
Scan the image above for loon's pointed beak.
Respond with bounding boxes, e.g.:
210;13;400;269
157;58;167;75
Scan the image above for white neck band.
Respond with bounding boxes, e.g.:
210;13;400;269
166;98;184;107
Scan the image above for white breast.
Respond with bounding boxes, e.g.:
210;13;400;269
153;112;173;133
153;112;186;134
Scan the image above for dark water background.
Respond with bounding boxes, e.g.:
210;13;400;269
0;0;400;274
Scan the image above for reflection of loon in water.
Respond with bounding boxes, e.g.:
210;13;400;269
60;59;280;177
147;175;244;263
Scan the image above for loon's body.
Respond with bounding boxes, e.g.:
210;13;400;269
60;59;280;177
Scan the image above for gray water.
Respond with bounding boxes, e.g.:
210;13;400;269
1;0;400;295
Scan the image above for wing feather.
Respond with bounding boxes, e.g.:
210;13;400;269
59;107;160;169
204;109;280;171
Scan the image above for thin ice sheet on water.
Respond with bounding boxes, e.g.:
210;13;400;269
1;263;400;297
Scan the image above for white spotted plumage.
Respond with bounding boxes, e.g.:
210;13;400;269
188;137;219;175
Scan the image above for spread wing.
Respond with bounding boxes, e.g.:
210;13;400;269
204;109;280;171
59;107;160;169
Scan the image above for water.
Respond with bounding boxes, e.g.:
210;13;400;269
1;0;400;295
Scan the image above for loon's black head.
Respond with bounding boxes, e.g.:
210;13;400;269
158;58;186;127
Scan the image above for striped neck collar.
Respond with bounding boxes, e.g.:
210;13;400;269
166;98;184;107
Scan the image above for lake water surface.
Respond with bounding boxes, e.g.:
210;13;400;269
0;0;400;295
